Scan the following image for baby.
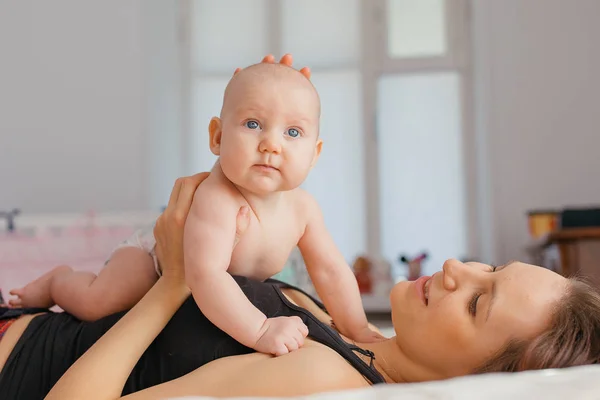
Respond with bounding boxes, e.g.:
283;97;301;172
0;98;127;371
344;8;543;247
10;60;381;356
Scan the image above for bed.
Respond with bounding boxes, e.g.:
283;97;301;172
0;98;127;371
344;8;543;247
3;212;598;399
174;364;600;399
0;210;159;292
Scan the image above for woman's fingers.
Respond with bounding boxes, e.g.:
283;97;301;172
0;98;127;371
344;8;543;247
234;54;275;76
177;173;209;207
154;173;210;274
166;177;183;210
172;174;204;224
262;54;276;63
299;66;311;79
233;53;311;80
279;53;293;66
279;54;310;78
234;54;274;76
163;173;209;227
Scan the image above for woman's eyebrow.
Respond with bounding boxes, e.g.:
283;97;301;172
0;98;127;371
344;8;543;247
486;261;518;322
496;260;518;271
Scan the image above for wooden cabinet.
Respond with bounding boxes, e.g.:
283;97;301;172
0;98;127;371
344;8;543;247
532;228;600;288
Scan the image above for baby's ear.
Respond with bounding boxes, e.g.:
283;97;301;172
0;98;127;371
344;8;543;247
209;117;223;155
310;138;323;168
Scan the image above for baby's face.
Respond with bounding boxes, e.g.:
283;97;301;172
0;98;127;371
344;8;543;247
212;64;322;194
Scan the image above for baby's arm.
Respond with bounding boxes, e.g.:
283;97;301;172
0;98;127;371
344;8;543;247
184;184;307;355
297;194;380;342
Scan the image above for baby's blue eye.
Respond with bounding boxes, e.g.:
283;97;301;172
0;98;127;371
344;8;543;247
245;120;260;130
287;128;300;138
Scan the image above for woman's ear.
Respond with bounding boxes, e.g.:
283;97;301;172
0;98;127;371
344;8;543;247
209;117;222;155
310;139;323;169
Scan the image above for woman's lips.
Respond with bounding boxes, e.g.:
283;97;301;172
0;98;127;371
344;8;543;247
414;275;431;305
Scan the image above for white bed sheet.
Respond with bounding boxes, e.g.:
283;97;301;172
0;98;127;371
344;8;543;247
169;364;600;399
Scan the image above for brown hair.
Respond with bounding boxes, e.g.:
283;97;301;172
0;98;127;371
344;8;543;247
474;277;600;373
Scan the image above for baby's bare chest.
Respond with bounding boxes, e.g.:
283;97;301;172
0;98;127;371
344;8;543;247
228;209;305;281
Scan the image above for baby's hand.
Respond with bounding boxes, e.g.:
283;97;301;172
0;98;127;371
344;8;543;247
348;326;387;344
254;316;309;356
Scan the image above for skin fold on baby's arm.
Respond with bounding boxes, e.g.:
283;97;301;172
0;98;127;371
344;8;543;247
183;182;308;355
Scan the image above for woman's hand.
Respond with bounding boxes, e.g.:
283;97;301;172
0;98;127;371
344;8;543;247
153;173;250;284
234;53;311;79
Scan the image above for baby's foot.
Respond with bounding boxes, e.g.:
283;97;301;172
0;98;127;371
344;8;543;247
9;282;54;308
9;265;71;308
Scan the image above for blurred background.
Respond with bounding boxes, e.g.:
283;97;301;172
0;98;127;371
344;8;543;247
1;0;599;288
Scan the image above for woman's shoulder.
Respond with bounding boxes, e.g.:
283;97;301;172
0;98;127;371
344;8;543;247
230;342;371;397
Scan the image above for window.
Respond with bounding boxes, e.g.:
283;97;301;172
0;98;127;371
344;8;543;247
366;0;472;277
184;0;472;277
387;0;447;58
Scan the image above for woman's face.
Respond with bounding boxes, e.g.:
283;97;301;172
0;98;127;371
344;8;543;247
390;259;567;378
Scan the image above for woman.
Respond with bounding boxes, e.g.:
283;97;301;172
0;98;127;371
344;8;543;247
2;171;600;399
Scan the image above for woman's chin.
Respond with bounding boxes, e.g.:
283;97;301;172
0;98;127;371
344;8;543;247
389;280;410;305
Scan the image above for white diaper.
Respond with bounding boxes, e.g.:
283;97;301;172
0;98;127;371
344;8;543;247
106;225;161;276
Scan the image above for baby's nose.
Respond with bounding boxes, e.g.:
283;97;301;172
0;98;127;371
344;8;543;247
259;134;282;153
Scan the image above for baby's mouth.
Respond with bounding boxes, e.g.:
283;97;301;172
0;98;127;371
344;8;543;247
254;163;279;171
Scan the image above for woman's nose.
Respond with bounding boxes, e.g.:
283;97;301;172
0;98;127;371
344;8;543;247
442;258;482;291
259;132;282;154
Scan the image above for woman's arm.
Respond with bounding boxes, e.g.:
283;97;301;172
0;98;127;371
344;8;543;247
45;279;190;400
45;173;250;400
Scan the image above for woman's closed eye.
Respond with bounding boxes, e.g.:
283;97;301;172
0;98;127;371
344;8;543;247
468;265;498;317
468;293;482;317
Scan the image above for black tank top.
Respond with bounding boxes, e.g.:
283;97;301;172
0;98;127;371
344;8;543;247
0;276;385;398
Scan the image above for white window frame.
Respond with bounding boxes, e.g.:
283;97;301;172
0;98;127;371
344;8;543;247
179;0;477;260
360;0;477;260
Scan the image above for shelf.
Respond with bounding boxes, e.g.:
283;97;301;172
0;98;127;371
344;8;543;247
361;294;391;313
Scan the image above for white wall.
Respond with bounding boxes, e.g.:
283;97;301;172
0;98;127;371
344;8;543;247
141;1;185;210
0;0;182;215
473;0;600;264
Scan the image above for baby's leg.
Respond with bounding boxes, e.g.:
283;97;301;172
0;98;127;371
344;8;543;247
49;247;158;321
11;248;157;320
